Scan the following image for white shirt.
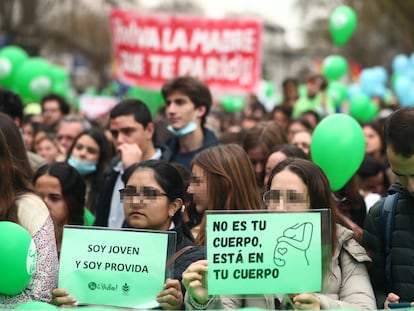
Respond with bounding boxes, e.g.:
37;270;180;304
107;148;163;228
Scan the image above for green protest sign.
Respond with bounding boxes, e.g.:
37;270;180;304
206;211;323;295
59;226;173;308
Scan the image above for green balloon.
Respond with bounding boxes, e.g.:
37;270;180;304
327;81;348;107
51;65;69;85
349;94;378;122
221;95;245;112
14;58;53;103
322;55;348;81
51;82;69;99
15;301;58;310
329;6;357;46
0;221;37;295
127;86;164;116
311;114;365;191
0;46;28;88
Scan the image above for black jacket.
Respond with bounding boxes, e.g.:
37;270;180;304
164;127;218;171
363;181;414;308
122;222;205;295
93;144;173;227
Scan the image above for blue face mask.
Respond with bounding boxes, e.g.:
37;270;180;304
68;156;97;176
167;121;197;137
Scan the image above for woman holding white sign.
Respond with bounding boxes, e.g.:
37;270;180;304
183;158;376;310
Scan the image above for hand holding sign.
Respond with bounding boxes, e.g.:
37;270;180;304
156;278;183;310
50;288;77;307
182;260;209;305
291;293;321;310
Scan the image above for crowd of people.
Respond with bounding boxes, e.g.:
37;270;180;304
0;72;413;310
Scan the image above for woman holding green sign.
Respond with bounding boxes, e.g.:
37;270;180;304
122;160;205;309
52;160;204;309
183;158;376;310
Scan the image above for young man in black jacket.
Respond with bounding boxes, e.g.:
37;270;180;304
363;107;414;309
94;99;172;228
161;76;217;171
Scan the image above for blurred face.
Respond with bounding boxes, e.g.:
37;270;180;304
188;164;208;214
42;100;63;126
71;135;100;163
247;145;267;186
165;91;200;130
35;174;69;226
284;83;298;101
264;169;310;211
306;79;321;97
22;123;34;151
363;126;382;155
35;138;60;163
110;115;153;152
272;110;289;130
57;122;84;152
291;131;312;156
387;146;414;195
360;171;385;195
123;168;174;231
287;122;307;143
264;151;287;186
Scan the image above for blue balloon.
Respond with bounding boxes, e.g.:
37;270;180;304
403;65;414;81
372;66;388;85
370;84;386;98
347;83;363;99
392;54;409;74
394;76;414;106
359;66;389;98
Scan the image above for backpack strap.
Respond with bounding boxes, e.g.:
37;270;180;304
166;245;194;268
380;192;399;290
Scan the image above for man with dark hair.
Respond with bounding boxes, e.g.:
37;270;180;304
363;107;414;308
0;87;24;125
40;93;70;130
161;76;218;171
94;99;172;228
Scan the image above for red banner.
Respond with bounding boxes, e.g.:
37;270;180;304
109;10;262;94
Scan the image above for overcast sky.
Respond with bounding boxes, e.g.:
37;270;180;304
139;0;304;48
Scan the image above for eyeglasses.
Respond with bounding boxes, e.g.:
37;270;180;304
119;186;168;204
262;189;307;207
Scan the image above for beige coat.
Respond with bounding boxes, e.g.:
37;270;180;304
185;224;376;310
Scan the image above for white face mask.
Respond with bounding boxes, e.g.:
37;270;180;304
167;122;197;137
68;156;97;176
167;111;198;137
